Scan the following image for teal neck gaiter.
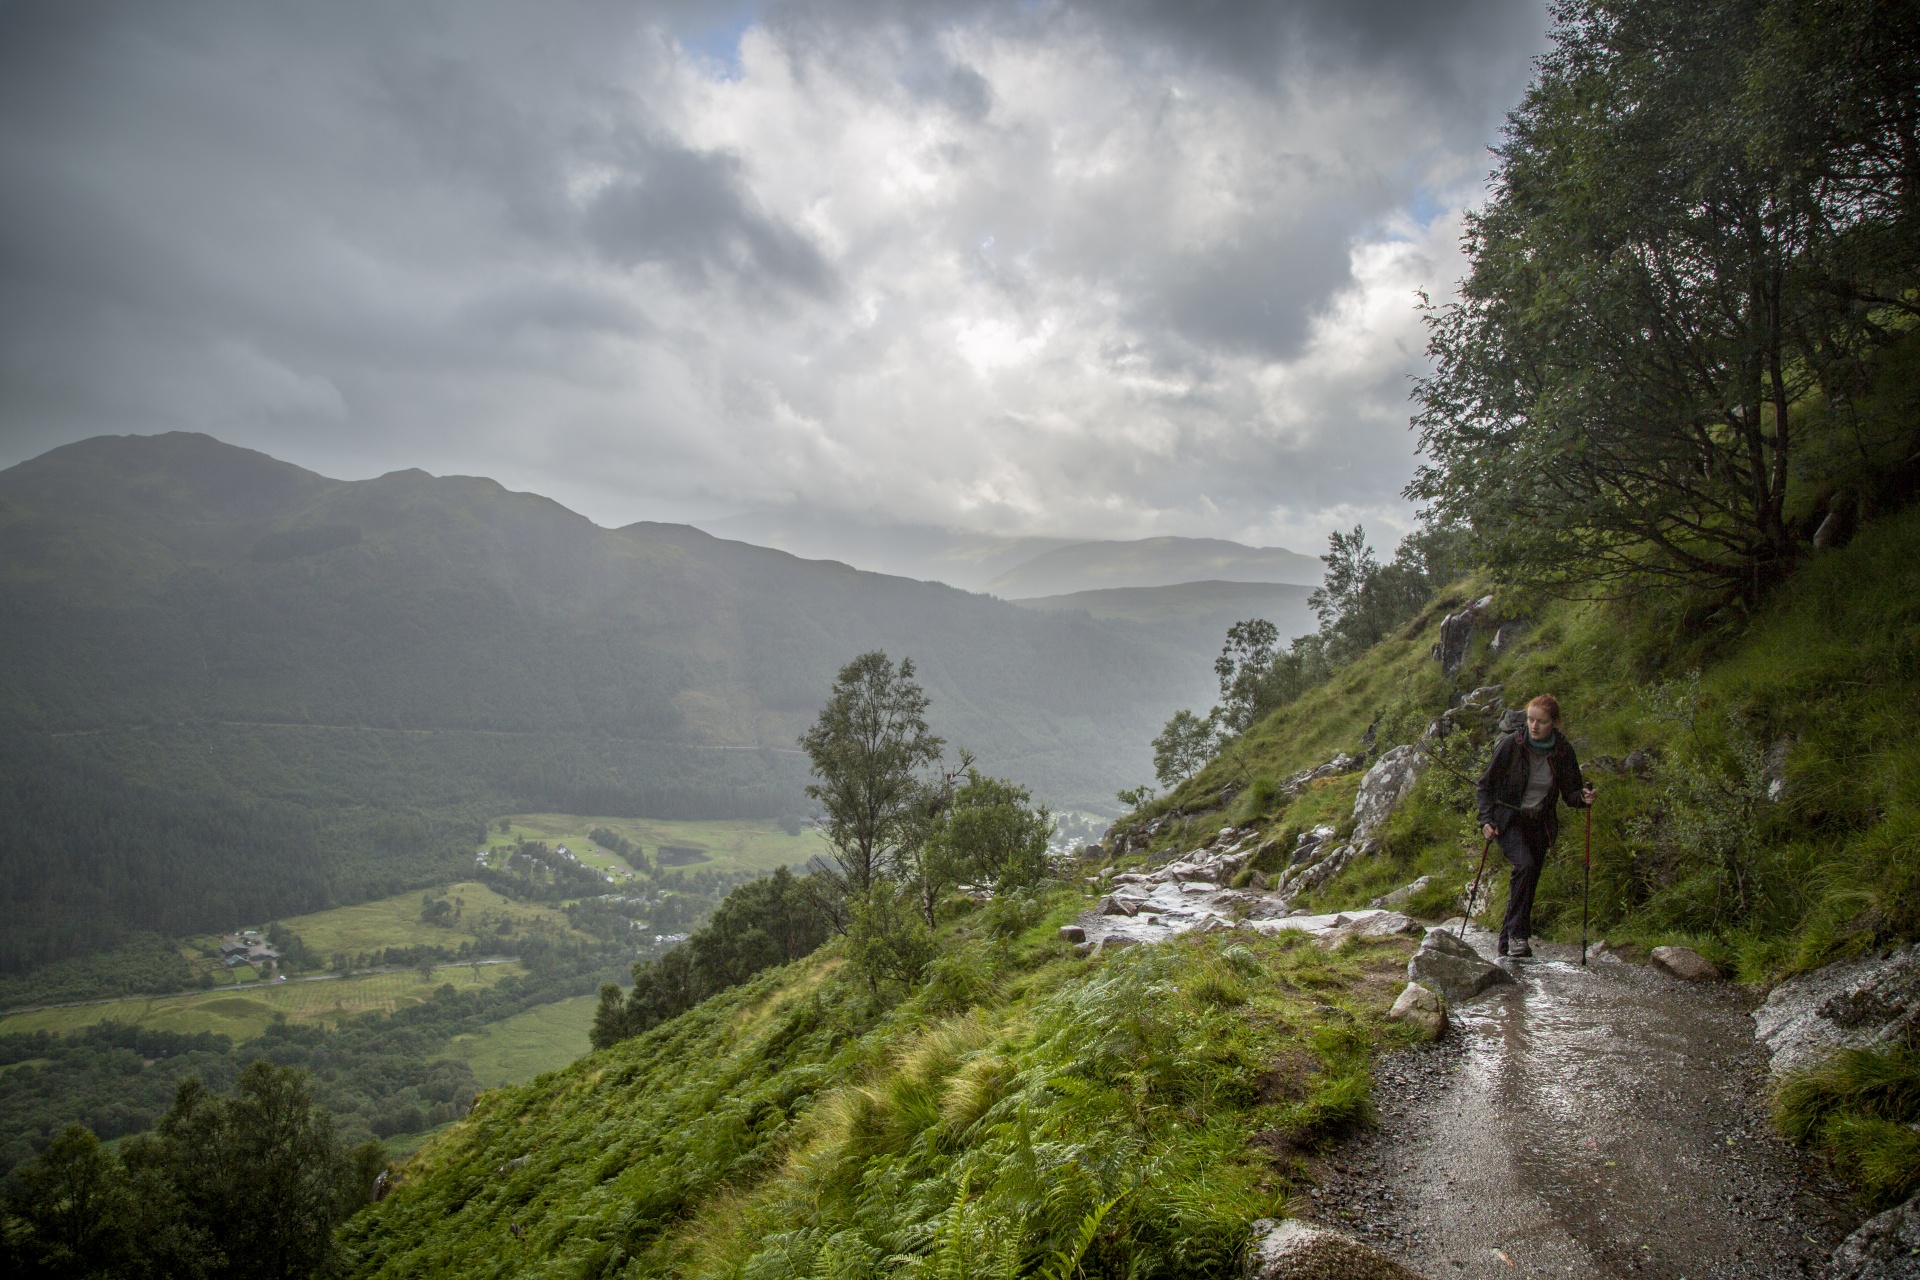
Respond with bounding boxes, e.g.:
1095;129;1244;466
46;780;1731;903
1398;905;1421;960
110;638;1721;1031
1528;730;1558;753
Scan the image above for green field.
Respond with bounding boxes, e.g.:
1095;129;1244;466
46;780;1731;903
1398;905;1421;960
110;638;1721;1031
225;881;582;959
0;962;526;1041
444;992;599;1089
488;815;827;878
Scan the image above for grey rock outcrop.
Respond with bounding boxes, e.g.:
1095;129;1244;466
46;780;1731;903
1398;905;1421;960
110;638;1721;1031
1386;981;1445;1040
1279;839;1380;896
1371;875;1432;910
1754;943;1920;1076
1650;945;1722;982
1433;594;1495;676
1826;1191;1920;1279
1489;620;1530;653
1246;1218;1429;1280
1408;928;1516;1005
1318;911;1423;951
1352;745;1425;840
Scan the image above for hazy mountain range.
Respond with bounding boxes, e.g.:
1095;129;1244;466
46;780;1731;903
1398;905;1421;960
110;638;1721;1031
696;509;1323;596
0;433;1333;972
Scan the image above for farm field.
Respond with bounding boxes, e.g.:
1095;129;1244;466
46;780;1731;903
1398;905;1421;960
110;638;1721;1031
220;880;582;958
488;814;826;878
444;991;599;1089
0;962;526;1041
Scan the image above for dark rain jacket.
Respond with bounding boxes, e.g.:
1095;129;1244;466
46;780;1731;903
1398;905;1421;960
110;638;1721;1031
1476;731;1588;846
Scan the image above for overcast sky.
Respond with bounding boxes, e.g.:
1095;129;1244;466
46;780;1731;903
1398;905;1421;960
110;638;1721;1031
0;0;1549;551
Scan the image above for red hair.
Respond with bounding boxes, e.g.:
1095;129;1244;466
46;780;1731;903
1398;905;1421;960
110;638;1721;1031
1527;694;1562;726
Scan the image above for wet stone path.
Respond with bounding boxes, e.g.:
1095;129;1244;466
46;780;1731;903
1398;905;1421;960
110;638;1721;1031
1309;927;1862;1279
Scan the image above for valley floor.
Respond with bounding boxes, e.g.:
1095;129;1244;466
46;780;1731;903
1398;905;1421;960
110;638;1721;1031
1312;929;1860;1278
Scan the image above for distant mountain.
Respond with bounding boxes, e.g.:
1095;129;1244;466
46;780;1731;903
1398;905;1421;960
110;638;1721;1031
1012;580;1318;654
0;434;1224;975
985;537;1323;599
696;508;1073;590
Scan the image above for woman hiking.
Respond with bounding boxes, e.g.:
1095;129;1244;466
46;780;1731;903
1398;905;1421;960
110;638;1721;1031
1475;694;1594;958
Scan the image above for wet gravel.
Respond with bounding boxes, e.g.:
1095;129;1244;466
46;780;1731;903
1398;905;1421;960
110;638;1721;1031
1305;929;1862;1279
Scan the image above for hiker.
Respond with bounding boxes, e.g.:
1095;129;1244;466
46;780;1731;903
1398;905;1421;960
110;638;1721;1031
1476;694;1594;958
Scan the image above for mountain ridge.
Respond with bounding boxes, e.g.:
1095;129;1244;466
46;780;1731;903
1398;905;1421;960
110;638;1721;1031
985;535;1323;599
0;433;1287;972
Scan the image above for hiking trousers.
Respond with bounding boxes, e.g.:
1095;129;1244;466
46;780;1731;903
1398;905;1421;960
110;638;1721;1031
1497;816;1550;943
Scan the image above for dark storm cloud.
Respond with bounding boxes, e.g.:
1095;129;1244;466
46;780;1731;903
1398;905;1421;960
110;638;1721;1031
583;143;836;295
0;0;1551;546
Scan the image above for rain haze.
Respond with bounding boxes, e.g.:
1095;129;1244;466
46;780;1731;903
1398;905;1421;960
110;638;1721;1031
0;0;1551;569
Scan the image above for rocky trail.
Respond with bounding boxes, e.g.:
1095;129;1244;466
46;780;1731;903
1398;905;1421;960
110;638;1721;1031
1306;928;1861;1279
1092;751;1917;1279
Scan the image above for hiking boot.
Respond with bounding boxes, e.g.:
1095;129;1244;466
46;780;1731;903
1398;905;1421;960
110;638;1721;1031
1509;938;1533;958
1497;935;1509;957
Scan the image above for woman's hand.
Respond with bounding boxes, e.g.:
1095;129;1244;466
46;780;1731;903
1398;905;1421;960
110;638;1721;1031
1582;784;1597;805
1482;822;1498;840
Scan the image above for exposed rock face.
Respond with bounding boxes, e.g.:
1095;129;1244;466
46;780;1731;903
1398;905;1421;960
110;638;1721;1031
1386;981;1445;1040
1278;839;1379;896
1290;825;1339;865
1650;945;1722;982
1371;875;1432;910
1245;1218;1429;1280
1755;944;1920;1076
1408;928;1516;1005
1766;734;1796;802
1433;594;1495;676
1352;745;1426;840
1826;1191;1920;1279
1489;620;1530;653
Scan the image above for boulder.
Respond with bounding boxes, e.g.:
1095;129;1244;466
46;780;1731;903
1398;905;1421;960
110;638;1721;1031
1352;745;1426;840
1387;981;1446;1040
1754;943;1920;1076
1245;1218;1429;1280
1408;928;1516;1005
1826;1190;1920;1280
1058;925;1085;944
1650;945;1721;982
1320;912;1424;950
1098;895;1138;917
1371;875;1432;910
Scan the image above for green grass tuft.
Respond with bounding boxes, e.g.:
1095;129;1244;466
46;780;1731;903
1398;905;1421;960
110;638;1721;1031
1774;1046;1920;1208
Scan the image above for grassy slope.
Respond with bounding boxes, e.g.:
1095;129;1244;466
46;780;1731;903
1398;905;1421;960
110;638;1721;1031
339;897;1423;1280
1163;505;1920;981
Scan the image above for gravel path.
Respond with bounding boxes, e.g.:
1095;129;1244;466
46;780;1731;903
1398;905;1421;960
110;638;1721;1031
1308;928;1863;1279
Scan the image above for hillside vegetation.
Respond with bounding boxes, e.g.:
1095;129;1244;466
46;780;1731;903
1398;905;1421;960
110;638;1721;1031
339;895;1418;1280
1140;501;1920;981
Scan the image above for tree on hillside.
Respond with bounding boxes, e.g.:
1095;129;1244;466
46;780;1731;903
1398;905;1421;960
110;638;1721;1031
1411;0;1920;602
590;868;835;1049
1152;710;1217;788
1212;620;1279;734
934;769;1054;893
800;652;945;916
1308;527;1433;661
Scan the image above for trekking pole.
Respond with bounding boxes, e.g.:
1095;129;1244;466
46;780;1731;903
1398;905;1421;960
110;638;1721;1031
1581;804;1593;966
1459;837;1493;941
